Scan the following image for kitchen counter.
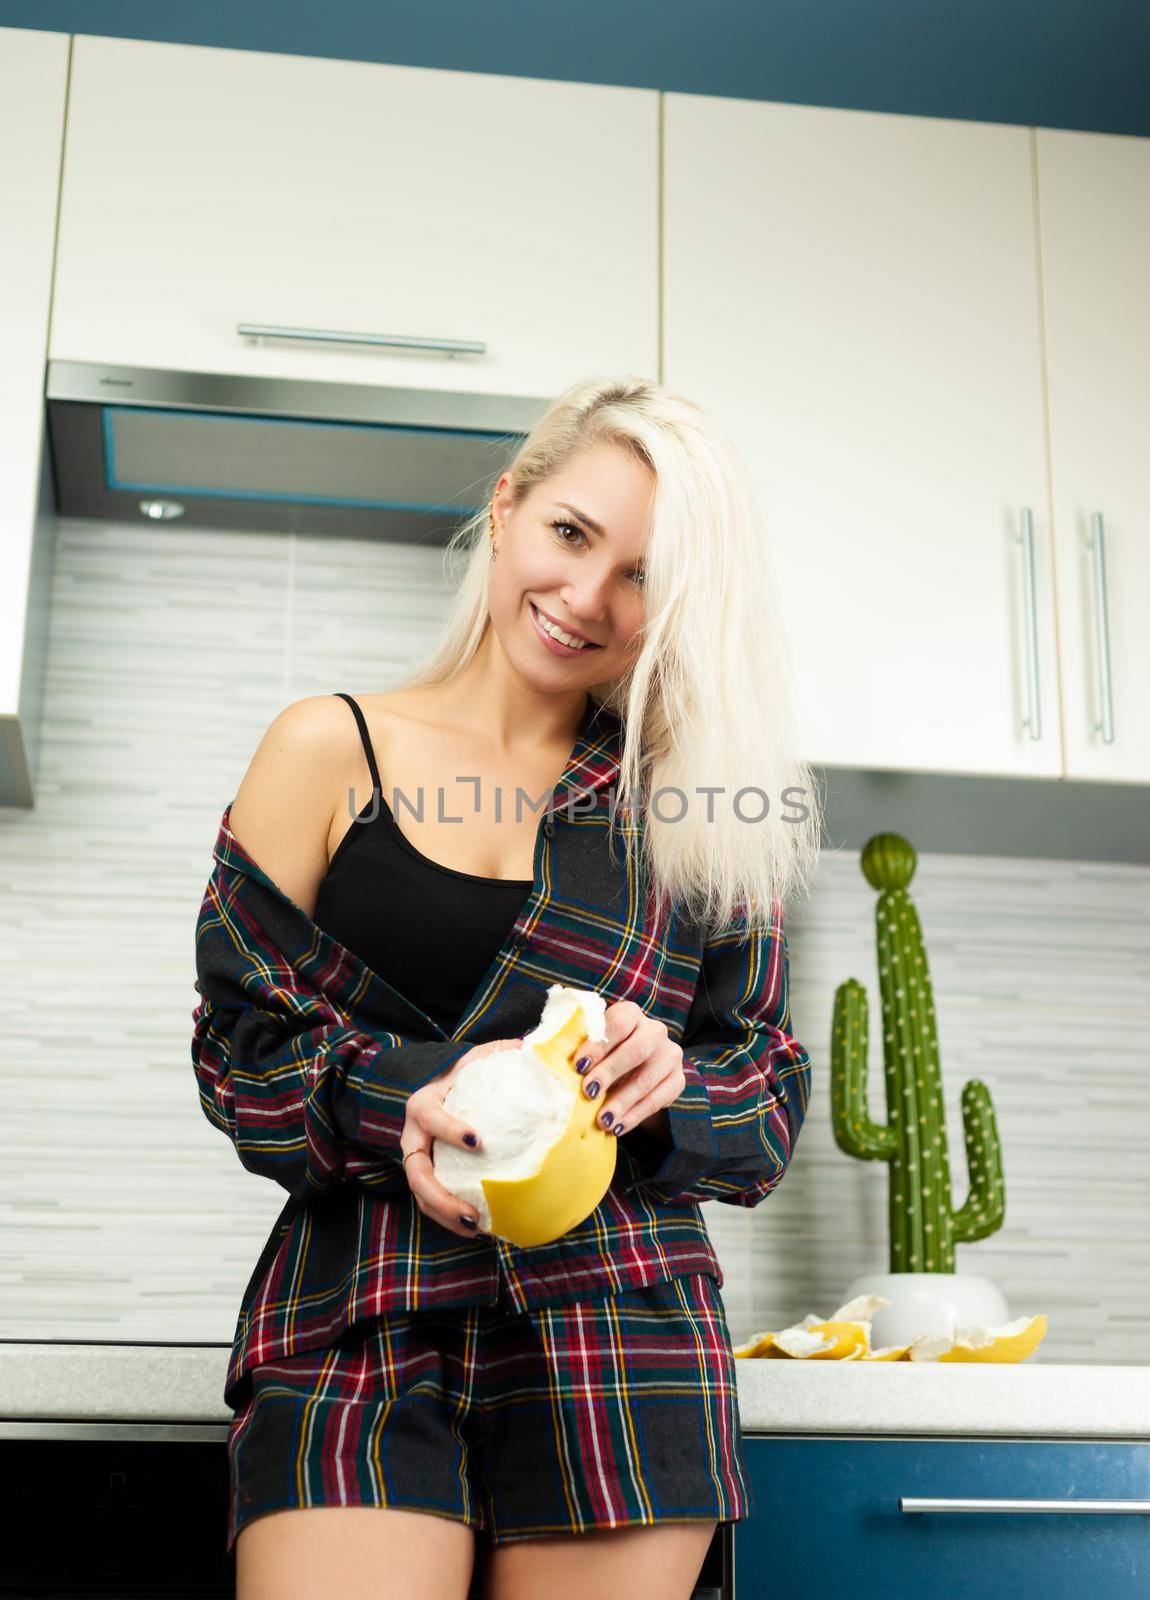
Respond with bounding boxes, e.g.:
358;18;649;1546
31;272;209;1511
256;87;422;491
0;1344;1147;1438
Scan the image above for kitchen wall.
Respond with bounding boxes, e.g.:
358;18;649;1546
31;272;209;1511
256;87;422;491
1;0;1146;138
1;514;1147;1365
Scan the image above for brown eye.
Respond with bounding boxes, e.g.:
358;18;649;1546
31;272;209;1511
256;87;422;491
551;518;645;588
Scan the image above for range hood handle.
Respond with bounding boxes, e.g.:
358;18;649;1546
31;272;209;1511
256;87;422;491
236;322;487;356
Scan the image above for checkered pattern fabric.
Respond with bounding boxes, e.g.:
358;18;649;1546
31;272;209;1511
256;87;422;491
225;1271;749;1551
191;698;812;1410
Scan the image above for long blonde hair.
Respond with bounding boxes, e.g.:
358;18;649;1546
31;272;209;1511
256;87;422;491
398;374;825;935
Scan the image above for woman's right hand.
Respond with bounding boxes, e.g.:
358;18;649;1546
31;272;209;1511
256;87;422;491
399;1037;523;1238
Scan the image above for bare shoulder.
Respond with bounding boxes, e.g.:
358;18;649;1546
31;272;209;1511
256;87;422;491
361;686;441;729
355;687;469;760
226;694;354;917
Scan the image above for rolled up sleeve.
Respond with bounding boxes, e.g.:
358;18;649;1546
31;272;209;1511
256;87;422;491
627;902;811;1207
191;995;473;1200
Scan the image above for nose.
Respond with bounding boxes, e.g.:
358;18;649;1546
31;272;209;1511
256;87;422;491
559;568;611;627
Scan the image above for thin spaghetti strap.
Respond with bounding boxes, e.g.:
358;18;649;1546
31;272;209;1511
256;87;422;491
332;692;383;794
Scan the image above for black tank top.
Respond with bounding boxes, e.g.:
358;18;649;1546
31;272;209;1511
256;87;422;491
313;692;533;1034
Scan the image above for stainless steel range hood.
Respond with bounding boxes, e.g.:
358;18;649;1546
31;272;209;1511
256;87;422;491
45;361;548;544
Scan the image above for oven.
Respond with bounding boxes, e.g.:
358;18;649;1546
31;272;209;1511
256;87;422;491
0;1421;731;1598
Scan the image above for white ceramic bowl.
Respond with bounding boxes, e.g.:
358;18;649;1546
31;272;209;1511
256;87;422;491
840;1271;1010;1347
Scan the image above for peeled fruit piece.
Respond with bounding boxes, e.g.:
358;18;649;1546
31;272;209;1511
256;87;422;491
907;1313;1047;1363
733;1297;1047;1363
770;1326;845;1359
773;1318;872;1360
732;1331;777;1359
432;985;616;1248
734;1295;892;1360
831;1294;890;1321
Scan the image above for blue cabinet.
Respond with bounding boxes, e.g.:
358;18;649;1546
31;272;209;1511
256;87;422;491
735;1437;1150;1599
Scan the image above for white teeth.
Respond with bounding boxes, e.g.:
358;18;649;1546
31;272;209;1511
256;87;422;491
534;605;589;649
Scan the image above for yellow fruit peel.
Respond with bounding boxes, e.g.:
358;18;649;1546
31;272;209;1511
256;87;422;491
775;1319;872;1360
734;1295;888;1360
907;1313;1047;1363
732;1331;777;1359
858;1344;912;1361
480;989;616;1249
733;1298;1047;1363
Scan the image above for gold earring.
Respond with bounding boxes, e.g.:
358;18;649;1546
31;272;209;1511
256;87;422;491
489;506;498;559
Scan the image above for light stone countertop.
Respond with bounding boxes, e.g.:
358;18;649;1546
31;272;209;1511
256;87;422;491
0;1344;1146;1439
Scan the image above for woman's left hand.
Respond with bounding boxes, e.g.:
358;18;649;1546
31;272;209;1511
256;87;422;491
573;1000;686;1137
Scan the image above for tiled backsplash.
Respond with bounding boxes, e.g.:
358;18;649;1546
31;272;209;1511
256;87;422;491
2;517;1148;1366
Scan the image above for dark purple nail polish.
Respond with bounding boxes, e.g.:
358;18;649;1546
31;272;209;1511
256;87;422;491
575;1056;591;1074
599;1109;614;1130
463;1132;479;1149
460;1215;477;1230
612;1122;624;1136
585;1079;601;1100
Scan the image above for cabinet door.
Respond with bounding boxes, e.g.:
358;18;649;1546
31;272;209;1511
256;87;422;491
0;27;69;722
1037;129;1150;783
50;36;658;395
665;96;1060;777
736;1437;1150;1598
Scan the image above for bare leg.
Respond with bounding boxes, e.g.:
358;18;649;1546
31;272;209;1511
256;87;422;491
485;1521;716;1600
235;1503;475;1600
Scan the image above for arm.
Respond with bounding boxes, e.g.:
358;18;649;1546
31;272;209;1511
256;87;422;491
191;695;473;1199
627;902;811;1207
191;975;473;1201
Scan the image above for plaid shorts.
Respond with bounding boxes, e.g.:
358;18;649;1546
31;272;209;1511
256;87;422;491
225;1271;750;1551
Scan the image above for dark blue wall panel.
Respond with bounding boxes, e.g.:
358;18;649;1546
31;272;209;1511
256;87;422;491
1;0;1148;138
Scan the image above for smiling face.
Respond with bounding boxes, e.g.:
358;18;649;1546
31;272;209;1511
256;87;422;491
488;441;654;689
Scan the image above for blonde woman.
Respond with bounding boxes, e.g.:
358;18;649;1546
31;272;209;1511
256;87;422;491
200;375;822;1599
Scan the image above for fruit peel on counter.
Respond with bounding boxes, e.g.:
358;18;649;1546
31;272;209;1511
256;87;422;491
732;1294;1048;1362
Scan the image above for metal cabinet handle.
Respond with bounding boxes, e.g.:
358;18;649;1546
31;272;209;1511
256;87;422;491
236;322;487;356
1014;506;1042;741
1087;511;1115;745
901;1497;1150;1515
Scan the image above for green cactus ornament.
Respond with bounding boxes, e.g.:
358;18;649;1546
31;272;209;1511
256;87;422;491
831;833;1006;1273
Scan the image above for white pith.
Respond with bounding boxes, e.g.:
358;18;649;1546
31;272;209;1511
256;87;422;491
432;987;608;1236
436;1049;575;1233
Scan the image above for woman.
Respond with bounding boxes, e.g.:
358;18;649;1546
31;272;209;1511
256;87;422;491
205;375;822;1599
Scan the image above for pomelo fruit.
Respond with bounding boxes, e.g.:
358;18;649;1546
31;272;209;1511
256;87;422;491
432;985;617;1248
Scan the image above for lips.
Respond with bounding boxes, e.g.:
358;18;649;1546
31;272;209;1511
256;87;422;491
530;602;603;649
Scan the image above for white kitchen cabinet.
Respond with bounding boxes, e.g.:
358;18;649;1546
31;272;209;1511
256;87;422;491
664;94;1060;778
1037;128;1150;785
0;26;69;807
50;35;658;396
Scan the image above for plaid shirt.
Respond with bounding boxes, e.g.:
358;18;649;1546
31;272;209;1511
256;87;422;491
191;699;812;1407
